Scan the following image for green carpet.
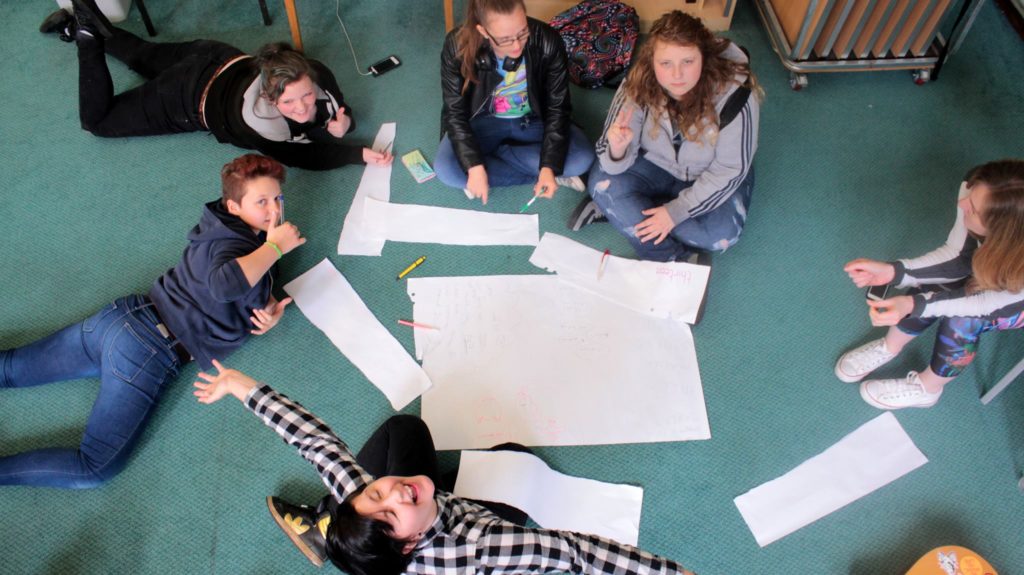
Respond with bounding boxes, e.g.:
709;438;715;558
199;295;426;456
2;0;1022;573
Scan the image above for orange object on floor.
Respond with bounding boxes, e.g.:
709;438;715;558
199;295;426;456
906;546;997;575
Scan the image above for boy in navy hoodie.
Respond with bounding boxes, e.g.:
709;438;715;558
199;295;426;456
0;154;303;489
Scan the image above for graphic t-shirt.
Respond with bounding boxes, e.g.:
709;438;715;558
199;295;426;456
492;58;532;118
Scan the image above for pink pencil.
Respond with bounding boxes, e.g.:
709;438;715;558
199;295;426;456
398;319;438;330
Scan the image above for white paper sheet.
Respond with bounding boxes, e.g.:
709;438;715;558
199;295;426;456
453;450;644;545
733;412;928;547
362;198;539;246
337;123;396;256
284;259;431;410
529;233;710;324
408;275;710;449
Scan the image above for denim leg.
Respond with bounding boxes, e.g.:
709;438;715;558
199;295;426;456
434;134;469;189
560;124;596;178
588;157;692;261
0;296;180;489
355;415;440;484
0;303;122;389
501;123;594;180
669;167;755;252
435;116;543;190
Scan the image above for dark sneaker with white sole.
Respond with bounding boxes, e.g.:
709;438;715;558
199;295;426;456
266;496;330;568
567;197;607;231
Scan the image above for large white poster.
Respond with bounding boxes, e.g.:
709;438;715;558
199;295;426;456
408;275;710;449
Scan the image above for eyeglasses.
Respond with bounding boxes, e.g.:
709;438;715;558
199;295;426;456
484;27;530;47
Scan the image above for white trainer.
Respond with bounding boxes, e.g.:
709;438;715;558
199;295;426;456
555;175;586;192
835;338;897;383
860;371;942;410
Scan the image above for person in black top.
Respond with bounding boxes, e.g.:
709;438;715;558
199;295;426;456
41;0;392;171
436;0;594;204
0;154;302;489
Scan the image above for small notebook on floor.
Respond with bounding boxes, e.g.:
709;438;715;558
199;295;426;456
402;149;436;183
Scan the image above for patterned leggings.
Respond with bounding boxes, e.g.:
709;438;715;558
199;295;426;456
896;288;1024;377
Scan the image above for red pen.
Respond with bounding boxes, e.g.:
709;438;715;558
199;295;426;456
597;249;611;280
398;319;438;330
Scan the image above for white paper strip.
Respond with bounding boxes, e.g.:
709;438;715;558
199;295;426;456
734;412;928;547
408;275;710;449
337;123;396;256
529;233;710;324
453;450;644;546
362;198;540;246
284;259;431;410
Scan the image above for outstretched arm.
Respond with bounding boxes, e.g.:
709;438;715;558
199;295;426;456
193;361;374;501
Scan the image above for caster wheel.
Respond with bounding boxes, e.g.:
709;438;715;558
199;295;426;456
789;72;808;91
912;69;931;85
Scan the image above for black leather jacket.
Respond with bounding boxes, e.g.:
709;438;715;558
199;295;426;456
440;18;572;174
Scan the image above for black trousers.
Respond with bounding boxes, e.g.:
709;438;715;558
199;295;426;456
324;415;529;526
76;28;243;137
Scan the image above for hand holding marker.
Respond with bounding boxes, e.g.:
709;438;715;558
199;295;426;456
519;186;547;213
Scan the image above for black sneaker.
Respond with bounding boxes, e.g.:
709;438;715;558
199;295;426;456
71;0;115;39
266;496;330;568
567;197;607;231
686;251;712;325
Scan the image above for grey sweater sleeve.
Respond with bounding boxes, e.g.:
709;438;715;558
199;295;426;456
595;85;643;175
664;87;759;224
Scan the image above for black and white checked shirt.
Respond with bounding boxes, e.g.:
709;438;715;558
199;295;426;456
246;385;692;574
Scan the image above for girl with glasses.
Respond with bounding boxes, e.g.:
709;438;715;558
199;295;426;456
436;0;595;205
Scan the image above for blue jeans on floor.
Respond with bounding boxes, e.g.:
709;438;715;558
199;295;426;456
588;156;754;261
0;295;184;489
435;114;595;189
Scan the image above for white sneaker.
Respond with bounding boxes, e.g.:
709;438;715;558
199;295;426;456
835;338;897;383
555;175;586;192
860;371;942;410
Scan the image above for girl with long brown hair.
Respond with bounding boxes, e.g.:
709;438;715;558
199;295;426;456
837;159;1024;409
435;0;594;205
570;11;760;263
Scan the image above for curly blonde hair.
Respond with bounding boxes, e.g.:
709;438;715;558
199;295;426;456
623;11;757;143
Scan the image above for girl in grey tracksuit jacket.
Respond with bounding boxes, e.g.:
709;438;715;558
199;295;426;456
587;36;759;262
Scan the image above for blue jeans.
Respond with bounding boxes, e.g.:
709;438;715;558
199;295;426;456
435;114;595;189
0;295;184;489
588;156;755;261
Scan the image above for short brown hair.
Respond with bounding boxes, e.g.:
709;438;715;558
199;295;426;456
254;42;317;102
221;154;286;205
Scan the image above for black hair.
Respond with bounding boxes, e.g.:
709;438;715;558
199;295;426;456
325;496;414;575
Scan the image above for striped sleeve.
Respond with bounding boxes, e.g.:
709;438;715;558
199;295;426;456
912;287;1024;320
245;385;373;502
664;88;759;224
894;182;977;287
595;85;643;175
